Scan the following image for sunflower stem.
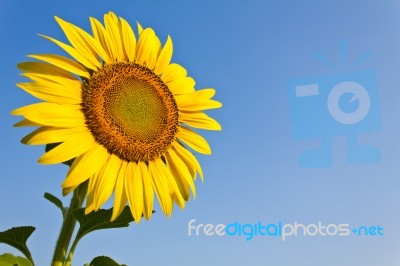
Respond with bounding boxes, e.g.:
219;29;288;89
65;235;80;266
51;183;87;266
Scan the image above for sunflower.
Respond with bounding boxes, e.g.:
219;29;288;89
12;12;221;223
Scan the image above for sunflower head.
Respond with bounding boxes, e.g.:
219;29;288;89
12;12;221;223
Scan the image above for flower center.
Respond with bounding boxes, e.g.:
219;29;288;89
82;63;179;162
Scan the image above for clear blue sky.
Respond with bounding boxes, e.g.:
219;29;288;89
1;0;400;265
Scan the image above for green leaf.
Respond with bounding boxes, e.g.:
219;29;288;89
87;256;126;266
73;206;135;243
0;227;35;264
43;192;68;219
0;253;33;266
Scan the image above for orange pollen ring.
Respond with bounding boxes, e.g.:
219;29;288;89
81;62;179;162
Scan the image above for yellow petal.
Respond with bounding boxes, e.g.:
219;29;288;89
173;142;203;181
67;18;112;64
176;126;211;155
164;154;190;201
167;77;195;95
195;88;216;99
111;161;128;221
179;111;221;130
17;82;81;105
154;35;173;75
175;94;222;111
94;154;121;210
172;144;195;179
28;54;90;78
55;16;102;69
154;158;185;208
13;119;41;127
137;22;143;35
39;34;98;70
161;63;187;83
138;162;154;220
62;144;109;189
166;149;196;198
62;186;75;196
104;12;124;61
11;102;85;128
21;72;82;90
90;17;114;61
21;126;89;145
136;28;161;69
119;17;137;62
125;162;144;223
38;131;95;164
18;61;76;80
85;176;97;213
148;161;172;216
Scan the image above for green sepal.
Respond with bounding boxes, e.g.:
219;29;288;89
43;192;68;220
0;227;35;265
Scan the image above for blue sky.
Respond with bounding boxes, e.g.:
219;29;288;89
1;0;400;265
